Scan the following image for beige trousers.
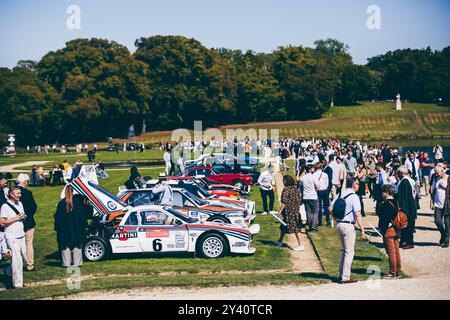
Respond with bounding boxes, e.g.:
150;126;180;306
6;236;27;288
336;223;356;281
25;228;34;269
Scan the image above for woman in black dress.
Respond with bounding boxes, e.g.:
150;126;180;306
54;185;89;267
274;175;305;251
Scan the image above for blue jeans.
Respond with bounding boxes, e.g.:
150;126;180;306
317;190;330;224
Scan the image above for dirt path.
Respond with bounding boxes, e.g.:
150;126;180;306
64;276;450;300
0;161;50;173
272;163;324;273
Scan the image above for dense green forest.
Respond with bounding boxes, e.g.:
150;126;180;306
0;36;449;145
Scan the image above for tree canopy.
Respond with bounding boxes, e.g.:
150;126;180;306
0;36;448;145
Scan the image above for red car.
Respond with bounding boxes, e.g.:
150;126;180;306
178;166;254;190
168;177;250;199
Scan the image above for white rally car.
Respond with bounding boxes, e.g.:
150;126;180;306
69;177;259;260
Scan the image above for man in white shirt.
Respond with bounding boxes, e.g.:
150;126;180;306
152;173;174;206
336;156;347;194
331;178;366;284
300;165;319;231
328;155;341;200
257;165;276;215
0;188;28;289
432;165;449;247
314;162;330;226
405;153;420;183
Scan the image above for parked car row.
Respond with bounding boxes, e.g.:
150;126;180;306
67;167;260;262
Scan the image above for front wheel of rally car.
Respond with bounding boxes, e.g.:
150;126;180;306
197;233;229;259
83;237;110;262
231;179;246;190
207;216;230;224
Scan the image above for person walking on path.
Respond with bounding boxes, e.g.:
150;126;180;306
344;150;358;178
314;162;330;226
300;164;319;232
396;166;417;250
331;177;366;284
376;184;402;279
257;165;276;215
274;175;305;252
355;160;368;217
432;165;449;248
16;174;37;271
0;188;28;288
54;186;88;267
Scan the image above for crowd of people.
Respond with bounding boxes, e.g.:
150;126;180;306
256;137;449;283
0;136;448;288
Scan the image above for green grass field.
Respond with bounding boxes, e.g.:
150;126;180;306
0;147;392;299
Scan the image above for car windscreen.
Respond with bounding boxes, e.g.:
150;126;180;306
182;190;208;206
165;207;197;223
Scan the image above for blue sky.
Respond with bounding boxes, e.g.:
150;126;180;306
0;0;449;68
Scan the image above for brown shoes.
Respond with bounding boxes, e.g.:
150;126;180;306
340;279;358;284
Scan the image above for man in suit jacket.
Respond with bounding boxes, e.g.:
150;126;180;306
16;174;37;271
395;166;417;250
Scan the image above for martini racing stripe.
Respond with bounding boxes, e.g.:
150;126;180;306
189;228;250;241
71;179;108;215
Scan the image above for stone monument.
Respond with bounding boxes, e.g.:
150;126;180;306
395;93;402;110
7;134;16;154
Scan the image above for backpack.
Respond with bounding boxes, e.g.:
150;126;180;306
333;193;353;220
388;200;408;229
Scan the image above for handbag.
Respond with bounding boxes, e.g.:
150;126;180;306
299;204;307;222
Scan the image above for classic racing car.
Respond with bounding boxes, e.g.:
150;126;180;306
118;186;256;225
142;179;256;217
69;177;259;260
170;176;250;199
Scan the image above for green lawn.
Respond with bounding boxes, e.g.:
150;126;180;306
0;154;392;299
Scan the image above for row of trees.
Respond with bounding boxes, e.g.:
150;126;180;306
1;36;449;145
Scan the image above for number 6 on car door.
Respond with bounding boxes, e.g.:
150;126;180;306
137;210;189;252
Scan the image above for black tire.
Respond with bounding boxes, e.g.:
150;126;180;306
197;233;229;259
231;179;246;190
83;237;110;262
207;215;230;224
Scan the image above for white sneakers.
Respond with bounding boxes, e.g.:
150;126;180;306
269;211;278;215
261;212;268;215
292;245;305;252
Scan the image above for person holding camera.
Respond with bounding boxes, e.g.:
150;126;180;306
0;187;28;289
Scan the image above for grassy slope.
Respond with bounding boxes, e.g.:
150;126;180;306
121;102;450;143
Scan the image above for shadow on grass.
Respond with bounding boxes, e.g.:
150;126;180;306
297;272;334;282
414;226;438;232
257;240;288;248
353;256;383;262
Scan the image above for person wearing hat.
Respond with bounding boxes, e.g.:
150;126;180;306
124;166;145;190
152;173;173;206
0;174;11;260
16;174;37;271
